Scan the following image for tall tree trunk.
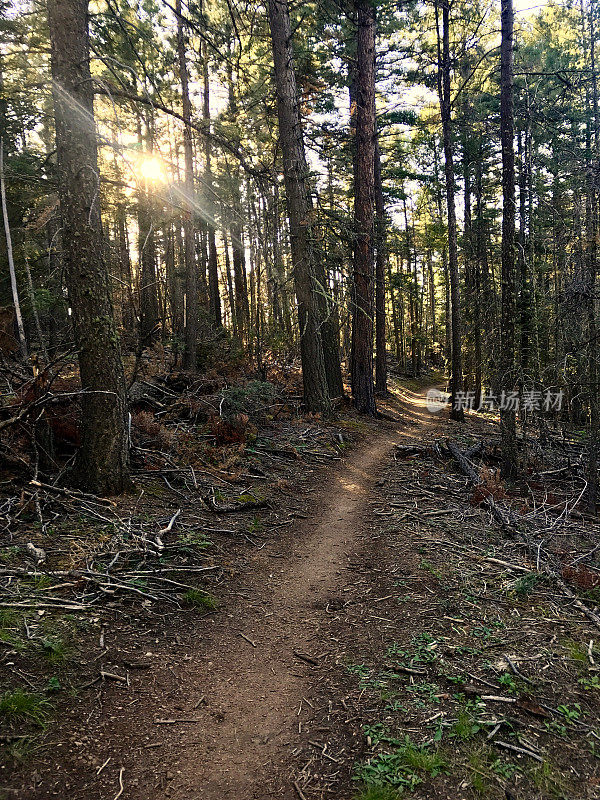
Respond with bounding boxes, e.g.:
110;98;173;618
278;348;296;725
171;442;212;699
500;0;518;476
230;220;247;339
374;135;387;395
47;0;129;494
223;228;236;335
435;0;464;421
176;0;198;371
138;178;159;345
403;198;418;377
351;0;377;414
313;256;344;398
267;0;330;413
427;251;437;357
0;138;27;360
117;206;136;340
202;37;222;329
387;258;401;363
586;0;599;511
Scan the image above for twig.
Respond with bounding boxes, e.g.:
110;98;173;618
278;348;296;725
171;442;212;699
100;671;127;682
113;767;124;800
493;740;543;762
505;654;533;685
96;756;111;775
158;508;181;535
292;780;309;800
293;651;319;667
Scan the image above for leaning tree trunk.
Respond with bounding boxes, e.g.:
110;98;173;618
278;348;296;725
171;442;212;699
500;0;518;477
176;0;198;371
267;0;330;414
351;0;377;415
435;0;464;421
47;0;129;494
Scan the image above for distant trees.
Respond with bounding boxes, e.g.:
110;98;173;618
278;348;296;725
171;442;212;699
0;0;598;494
47;0;130;494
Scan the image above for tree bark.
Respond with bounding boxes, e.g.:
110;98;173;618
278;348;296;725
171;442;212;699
47;0;129;494
351;0;377;415
267;0;330;413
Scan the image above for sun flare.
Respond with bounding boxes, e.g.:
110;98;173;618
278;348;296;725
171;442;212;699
136;155;167;184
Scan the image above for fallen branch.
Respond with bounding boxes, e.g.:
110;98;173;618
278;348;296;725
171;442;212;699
447;439;600;633
202;495;269;514
493;740;543;762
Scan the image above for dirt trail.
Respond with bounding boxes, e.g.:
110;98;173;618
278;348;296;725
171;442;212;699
165;425;404;798
152;387;440;799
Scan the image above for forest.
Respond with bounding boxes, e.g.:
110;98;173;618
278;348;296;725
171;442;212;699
2;0;600;798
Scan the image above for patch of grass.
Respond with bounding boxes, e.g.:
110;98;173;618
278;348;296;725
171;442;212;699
418;559;443;580
0;546;20;564
354;735;447;791
20;574;54;592
466;749;494;796
178;530;211;548
512;572;545;597
0;735;38;766
0;610;27;650
353;787;401;800
181;589;218;610
529;761;569;797
450;708;481;741
248;515;263;533
563;639;588;663
234;493;261;504
0;689;52;726
40;636;68;663
578;674;600;691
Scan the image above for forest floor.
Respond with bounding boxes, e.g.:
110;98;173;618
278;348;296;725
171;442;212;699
2;379;600;799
